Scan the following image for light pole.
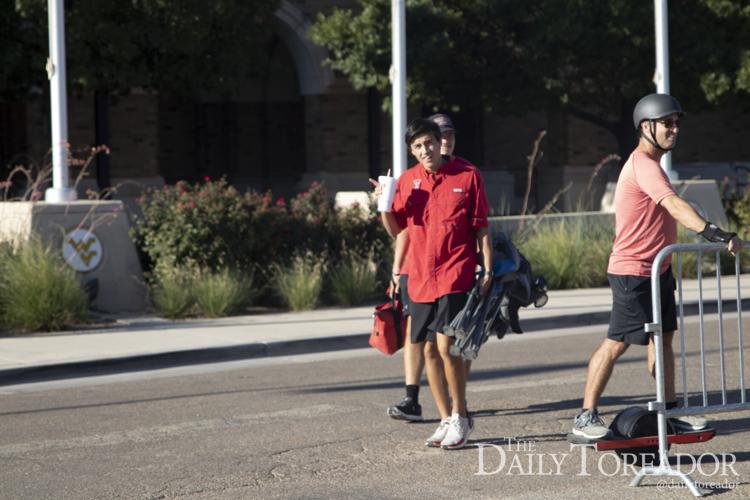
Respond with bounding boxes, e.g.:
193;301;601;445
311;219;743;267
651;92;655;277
390;0;407;178
654;0;677;180
45;0;77;202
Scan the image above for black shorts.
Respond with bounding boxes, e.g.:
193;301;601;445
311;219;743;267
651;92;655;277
399;274;410;317
607;267;677;346
410;292;469;344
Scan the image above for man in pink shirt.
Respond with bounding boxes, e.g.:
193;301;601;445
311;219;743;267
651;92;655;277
572;94;743;440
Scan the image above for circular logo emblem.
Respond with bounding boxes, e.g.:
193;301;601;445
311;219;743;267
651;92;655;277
62;228;103;272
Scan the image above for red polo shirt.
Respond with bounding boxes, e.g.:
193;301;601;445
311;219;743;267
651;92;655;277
392;157;489;303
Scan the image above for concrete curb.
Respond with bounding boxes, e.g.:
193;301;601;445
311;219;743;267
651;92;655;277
1;298;747;386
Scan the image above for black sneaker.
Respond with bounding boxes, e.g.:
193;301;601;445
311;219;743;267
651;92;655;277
386;397;423;422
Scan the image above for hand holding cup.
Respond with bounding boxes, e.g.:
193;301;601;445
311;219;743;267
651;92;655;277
368;169;396;212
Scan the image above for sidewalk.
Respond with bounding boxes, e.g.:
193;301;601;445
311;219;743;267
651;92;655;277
0;275;747;385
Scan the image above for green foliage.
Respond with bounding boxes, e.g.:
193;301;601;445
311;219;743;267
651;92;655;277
0;239;88;332
0;2;42;100
518;218;744;289
7;0;280;96
518;219;613;289
133;177;290;278
310;0;539;112
151;266;196;319
193;269;253;318
699;1;750;98
330;250;379;306
311;0;750;157
310;3;392;95
135;178;390;313
723;184;750;240
150;265;253;319
271;251;326;311
133;179;391;306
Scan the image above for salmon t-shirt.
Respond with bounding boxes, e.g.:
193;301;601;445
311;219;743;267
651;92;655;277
607;151;677;277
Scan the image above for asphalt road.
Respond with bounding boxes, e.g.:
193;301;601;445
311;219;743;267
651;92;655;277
1;317;749;499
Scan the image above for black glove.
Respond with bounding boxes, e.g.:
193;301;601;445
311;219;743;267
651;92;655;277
698;222;737;243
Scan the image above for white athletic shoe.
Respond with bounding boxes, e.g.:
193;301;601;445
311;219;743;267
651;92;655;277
425;418;451;447
440;414;473;450
670;415;708;432
572;409;611;440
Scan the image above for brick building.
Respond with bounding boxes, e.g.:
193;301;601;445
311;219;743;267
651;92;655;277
2;0;750;213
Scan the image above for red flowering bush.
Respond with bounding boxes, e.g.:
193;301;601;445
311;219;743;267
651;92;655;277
132;178;291;278
133;178;391;304
288;182;389;268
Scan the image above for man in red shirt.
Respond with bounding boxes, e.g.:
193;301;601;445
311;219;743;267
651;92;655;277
386;113;475;423
373;118;492;449
572;94;743;440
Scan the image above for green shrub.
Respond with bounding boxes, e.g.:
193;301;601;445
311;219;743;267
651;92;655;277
151;266;196;319
271;251;326;311
0;239;88;332
150;265;254;319
330;250;378;306
334;201;392;286
194;269;253;318
133;179;390;303
518;219;613;289
722;182;750;240
133;178;291;278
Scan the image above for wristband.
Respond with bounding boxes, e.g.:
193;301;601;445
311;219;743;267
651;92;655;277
698;222;737;243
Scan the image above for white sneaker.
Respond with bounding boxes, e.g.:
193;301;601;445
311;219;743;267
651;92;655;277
425;418;451;447
670;415;708;432
572;409;611;440
440;414;472;450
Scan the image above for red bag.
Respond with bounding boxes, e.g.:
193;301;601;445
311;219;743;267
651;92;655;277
369;295;406;355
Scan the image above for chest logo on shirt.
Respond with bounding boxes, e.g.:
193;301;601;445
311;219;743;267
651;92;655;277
412;179;421;190
453;188;464;193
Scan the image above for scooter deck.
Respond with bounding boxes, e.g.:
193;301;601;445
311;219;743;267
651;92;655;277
566;428;716;451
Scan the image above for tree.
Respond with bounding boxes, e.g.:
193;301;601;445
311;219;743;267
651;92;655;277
311;0;750;162
532;0;750;159
8;0;281;97
310;0;541;113
2;0;280;186
0;0;45;101
696;0;750;102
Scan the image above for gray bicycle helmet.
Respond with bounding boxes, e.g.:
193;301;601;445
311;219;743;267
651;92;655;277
633;93;684;151
632;93;684;129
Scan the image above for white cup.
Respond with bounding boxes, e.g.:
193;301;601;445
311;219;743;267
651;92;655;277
377;175;396;212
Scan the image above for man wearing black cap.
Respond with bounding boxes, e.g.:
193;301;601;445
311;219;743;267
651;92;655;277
572;93;743;440
386;113;475;422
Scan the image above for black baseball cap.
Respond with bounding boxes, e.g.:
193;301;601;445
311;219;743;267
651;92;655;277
427;113;456;133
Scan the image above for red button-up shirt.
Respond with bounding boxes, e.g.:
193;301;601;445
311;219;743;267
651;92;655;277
392;157;489;303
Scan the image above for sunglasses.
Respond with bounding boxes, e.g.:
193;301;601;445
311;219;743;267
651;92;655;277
656;118;681;128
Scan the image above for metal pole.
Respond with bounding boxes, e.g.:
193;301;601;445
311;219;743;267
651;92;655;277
653;0;677;181
648;263;671;469
716;252;727;404
677;253;688;406
45;0;77;202
737;255;746;403
391;0;407;178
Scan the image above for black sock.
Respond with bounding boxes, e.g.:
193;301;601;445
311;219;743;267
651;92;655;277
666;401;678;410
405;385;419;402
